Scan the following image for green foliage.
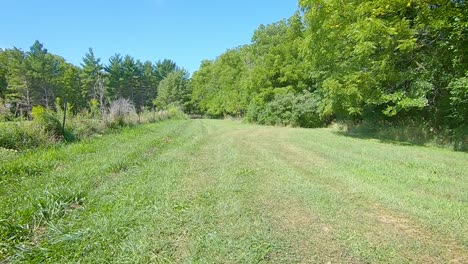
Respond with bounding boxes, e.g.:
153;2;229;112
105;55;174;110
189;0;467;148
190;48;251;117
1;40;184;123
155;59;179;80
54;97;73;120
66;115;107;140
155;70;192;112
448;74;468;128
88;98;100;117
0;122;50;150
0;41;193;152
31;105;63;137
299;0;467;125
80;48;102;102
0;101;12;121
0;49;8;99
167;105;189;120
448;74;468;150
247;90;322;128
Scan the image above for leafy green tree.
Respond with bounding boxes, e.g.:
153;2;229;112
250;12;308;93
190;47;250;116
299;0;467;127
58;62;83;111
191;60;214;113
155;70;191;112
247;89;321;128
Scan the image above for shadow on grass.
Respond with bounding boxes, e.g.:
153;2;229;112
333;124;467;152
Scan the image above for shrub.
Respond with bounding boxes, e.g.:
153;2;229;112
0;122;51;150
31;106;63;138
247;90;323;128
88;99;101;118
0;100;188;151
448;75;468;124
107;98;137;127
167;105;188;120
0;102;12;121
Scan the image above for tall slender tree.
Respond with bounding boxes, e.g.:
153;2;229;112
80;48;102;102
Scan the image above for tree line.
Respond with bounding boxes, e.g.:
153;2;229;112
1;0;466;143
191;0;467;137
0;41;190;117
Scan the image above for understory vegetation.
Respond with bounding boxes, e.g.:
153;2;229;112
1;120;466;262
0;100;187;150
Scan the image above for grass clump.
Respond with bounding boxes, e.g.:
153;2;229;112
66;115;107;140
0;122;51;150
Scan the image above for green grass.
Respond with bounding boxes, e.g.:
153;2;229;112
1;119;467;263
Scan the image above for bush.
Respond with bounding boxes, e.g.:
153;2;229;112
167;105;188;120
0;122;51;150
0;102;12;121
448;75;468;130
107;98;137;127
31;106;64;138
0;100;189;151
247;90;323;128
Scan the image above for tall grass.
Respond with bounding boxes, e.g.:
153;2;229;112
0;102;187;151
336;120;467;151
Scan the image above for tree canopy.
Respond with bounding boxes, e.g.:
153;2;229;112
0;42;182;116
190;0;467;135
1;0;466;141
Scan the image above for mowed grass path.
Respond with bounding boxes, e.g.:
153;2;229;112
1;119;467;263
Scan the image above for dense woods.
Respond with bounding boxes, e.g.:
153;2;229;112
0;0;466;149
191;0;467;147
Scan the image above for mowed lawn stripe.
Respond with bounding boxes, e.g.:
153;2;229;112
1;119;467;263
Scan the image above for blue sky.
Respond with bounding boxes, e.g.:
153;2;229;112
1;0;299;74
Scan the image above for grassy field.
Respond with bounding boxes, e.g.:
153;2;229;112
1;119;467;263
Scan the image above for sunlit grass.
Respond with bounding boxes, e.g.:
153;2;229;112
1;119;467;263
